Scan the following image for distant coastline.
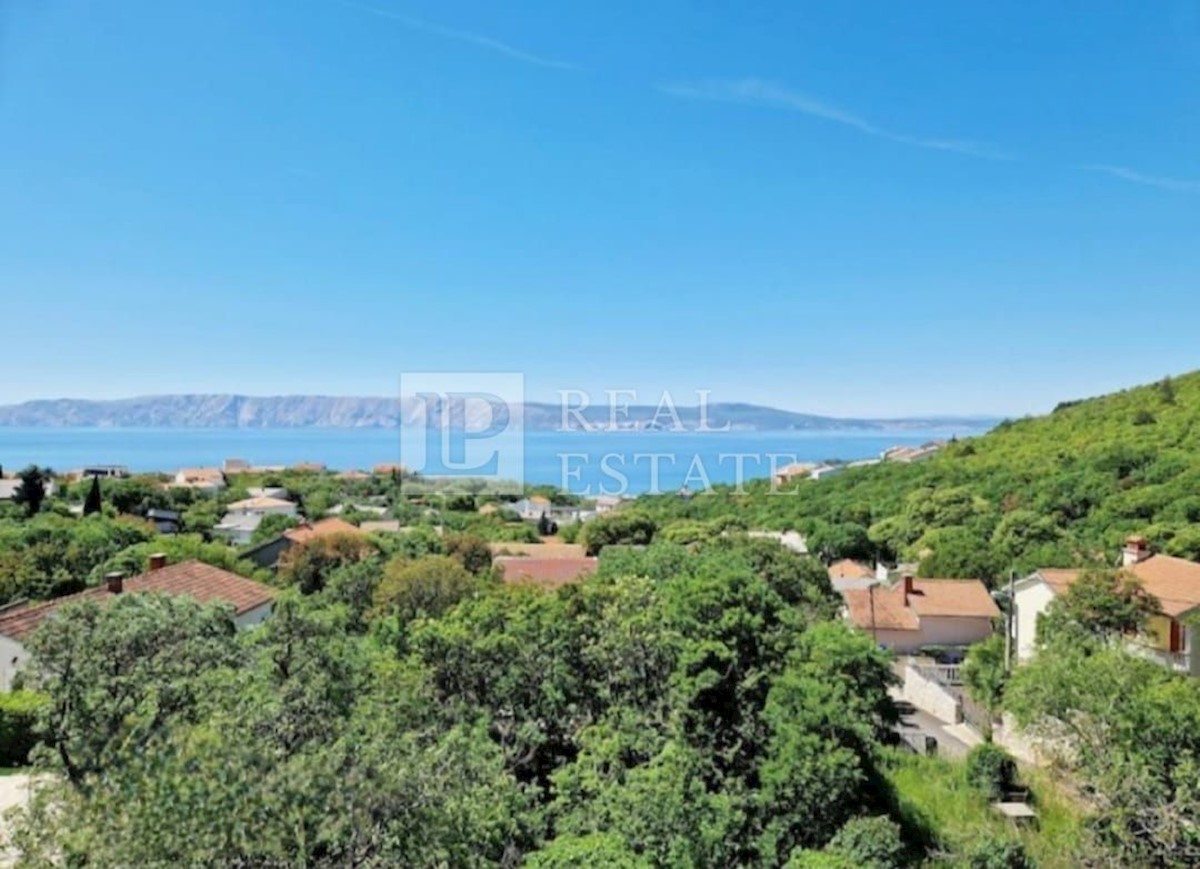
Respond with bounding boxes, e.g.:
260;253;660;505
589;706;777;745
0;394;1001;433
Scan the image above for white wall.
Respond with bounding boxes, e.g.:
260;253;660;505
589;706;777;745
917;616;995;648
901;663;961;724
1014;580;1056;662
234;602;273;629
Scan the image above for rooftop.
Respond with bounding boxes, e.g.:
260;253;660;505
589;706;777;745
1032;554;1200;617
494;556;598;590
487;542;588;559
842;577;1000;632
0;560;275;642
227;496;295;511
828;558;874;581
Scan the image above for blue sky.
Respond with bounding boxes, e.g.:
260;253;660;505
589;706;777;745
1;0;1198;416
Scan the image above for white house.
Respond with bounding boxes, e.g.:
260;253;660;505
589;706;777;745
841;575;1000;653
747;530;809;554
213;514;264;545
509;496;553;521
173;468;226;493
809;464;846;481
0;556;275;691
1014;536;1200;676
225;496;298;518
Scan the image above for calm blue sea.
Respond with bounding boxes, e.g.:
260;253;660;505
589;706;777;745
0;428;968;495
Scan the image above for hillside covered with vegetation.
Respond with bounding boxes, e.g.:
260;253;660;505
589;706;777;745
639;372;1200;582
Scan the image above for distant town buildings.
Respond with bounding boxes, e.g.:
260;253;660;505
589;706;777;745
173;467;226;493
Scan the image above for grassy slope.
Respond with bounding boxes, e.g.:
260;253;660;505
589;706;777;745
883;750;1088;867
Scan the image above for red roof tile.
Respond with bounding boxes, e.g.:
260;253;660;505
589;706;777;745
0;561;275;642
494;556;598;590
1033;556;1200;618
842;578;999;632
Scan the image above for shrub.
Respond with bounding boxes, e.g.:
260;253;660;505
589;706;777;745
825;815;905;869
963;834;1032;869
964;743;1017;801
0;691;48;766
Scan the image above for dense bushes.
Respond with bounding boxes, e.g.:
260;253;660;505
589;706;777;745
964;743;1018;802
0;691;46;766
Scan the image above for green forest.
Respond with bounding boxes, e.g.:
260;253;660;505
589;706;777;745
638;372;1200;582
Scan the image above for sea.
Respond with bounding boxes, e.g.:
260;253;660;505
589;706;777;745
0;427;972;496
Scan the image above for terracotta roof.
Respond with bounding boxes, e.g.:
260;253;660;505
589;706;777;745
529;495;552;505
227;496;294;511
494;556;598;590
906;579;1001;618
1032;568;1081;595
842;584;919;631
283;518;362;543
1035;557;1200;618
0;561;275;642
842;578;999;632
1036;556;1200;619
487;542;587;559
1128;555;1200;616
828;559;874;581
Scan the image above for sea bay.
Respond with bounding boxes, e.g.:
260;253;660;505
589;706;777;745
0;427;972;495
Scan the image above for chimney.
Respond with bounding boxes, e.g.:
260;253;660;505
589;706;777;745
902;573;915;601
148;553;167;572
1123;535;1150;567
104;571;125;594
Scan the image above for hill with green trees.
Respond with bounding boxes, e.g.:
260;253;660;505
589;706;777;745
637;371;1200;582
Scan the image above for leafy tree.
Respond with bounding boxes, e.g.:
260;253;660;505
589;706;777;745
13;465;49;516
581;512;657;555
277;532;373;594
963;835;1033;869
963;743;1017;801
1037;567;1159;647
82;476;103;516
961;633;1008;719
825;816;905;869
444;532;493;574
249;512;299;544
1006;645;1200;865
373;554;479;625
24;593;242;786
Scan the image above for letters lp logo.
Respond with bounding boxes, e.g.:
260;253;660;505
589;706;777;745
400;373;524;494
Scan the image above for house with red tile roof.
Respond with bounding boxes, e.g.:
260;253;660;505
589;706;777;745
841;575;1000;653
494;556;598;590
1014;536;1200;676
0;556;275;691
242;517;364;569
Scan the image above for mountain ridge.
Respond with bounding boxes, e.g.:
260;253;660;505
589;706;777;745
0;394;999;432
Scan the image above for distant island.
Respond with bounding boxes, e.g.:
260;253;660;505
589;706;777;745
0;394;999;432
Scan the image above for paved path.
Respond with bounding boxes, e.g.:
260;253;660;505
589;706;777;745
896;706;974;759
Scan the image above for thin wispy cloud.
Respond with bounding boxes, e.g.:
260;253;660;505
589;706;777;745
1086;164;1200;194
660;78;1009;160
335;0;578;70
